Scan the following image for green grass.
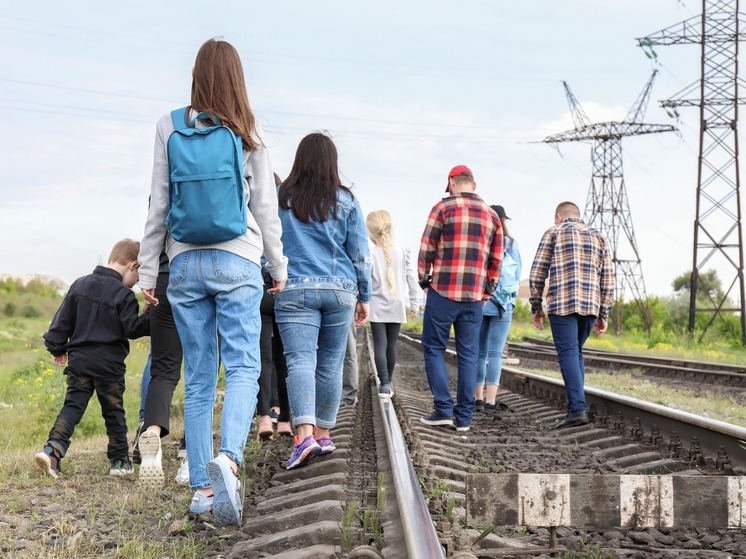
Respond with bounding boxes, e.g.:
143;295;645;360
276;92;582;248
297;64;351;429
0;291;177;462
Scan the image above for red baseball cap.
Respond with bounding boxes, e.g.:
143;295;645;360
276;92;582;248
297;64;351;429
445;165;473;192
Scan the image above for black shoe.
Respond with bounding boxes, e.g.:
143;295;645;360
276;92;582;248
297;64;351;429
475;399;485;412
555;411;589;429
420;413;453;427
484;401;509;412
132;420;145;464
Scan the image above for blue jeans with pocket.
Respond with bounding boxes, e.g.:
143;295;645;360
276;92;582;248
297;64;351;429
421;288;482;428
168;250;263;491
274;286;356;429
548;313;596;414
477;309;513;387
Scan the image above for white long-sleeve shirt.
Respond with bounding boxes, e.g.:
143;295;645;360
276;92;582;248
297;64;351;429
368;244;420;323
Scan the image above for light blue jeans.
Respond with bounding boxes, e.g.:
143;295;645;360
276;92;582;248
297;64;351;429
477;309;513;387
168;250;263;491
274;287;356;429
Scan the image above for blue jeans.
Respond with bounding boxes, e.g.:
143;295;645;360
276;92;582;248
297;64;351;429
138;353;152;423
548;313;596;414
274;288;356;428
477;309;513;386
168;250;263;491
421;288;482;427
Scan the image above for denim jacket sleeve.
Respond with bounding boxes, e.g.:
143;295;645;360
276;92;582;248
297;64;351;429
344;199;372;302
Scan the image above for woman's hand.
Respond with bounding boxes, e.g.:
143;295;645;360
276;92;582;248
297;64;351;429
267;278;286;295
142;288;159;306
354;302;370;326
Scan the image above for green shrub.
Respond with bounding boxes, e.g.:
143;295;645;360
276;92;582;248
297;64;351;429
21;305;41;318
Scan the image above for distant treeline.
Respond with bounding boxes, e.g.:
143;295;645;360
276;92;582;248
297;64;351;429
0;277;63;298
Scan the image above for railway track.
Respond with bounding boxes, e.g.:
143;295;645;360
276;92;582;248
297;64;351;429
509;337;746;387
207;330;746;558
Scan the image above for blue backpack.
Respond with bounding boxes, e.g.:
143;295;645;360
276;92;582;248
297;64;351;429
165;107;248;244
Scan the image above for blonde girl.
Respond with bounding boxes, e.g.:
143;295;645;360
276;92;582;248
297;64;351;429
366;210;420;395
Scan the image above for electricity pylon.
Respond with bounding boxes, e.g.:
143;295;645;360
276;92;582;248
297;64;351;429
544;71;677;332
638;0;746;345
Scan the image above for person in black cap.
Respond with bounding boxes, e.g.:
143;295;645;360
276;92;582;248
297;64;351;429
475;204;522;412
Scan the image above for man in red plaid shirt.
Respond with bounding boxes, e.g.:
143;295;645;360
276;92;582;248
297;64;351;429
417;165;503;432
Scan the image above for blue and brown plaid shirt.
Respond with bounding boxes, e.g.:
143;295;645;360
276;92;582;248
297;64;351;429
529;217;614;320
418;192;503;302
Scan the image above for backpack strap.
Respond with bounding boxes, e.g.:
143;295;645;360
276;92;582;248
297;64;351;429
170;107;189;131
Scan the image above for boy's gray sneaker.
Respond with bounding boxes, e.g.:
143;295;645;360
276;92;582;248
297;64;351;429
109;459;134;476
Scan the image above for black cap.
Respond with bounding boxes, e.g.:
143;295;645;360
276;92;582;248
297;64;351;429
492;205;510;220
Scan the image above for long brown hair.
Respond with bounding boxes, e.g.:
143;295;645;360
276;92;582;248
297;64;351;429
190;38;259;151
278;133;352;223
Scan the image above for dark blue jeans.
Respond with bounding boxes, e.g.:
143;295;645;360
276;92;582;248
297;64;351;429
548;313;596;414
422;288;482;427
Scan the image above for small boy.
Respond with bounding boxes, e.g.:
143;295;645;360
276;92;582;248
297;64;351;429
35;239;150;478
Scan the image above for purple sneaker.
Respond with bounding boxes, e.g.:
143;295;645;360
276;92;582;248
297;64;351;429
316;436;336;455
286;435;322;470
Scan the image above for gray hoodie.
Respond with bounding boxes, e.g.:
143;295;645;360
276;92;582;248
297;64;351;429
138;110;287;289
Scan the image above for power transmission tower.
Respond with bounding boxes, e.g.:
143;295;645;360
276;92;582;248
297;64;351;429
638;0;746;345
544;71;677;332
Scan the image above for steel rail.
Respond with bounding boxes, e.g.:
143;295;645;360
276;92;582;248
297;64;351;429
365;329;446;559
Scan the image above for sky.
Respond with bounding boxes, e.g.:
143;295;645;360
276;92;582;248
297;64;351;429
0;0;721;297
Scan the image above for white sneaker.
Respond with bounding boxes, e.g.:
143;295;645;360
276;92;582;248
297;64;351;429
137;430;164;487
206;454;242;527
175;454;190;485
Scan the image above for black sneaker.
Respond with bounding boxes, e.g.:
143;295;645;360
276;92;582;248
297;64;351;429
132;421;145;465
475;399;485;412
420;413;453;427
269;409;280;424
35;446;61;479
484;402;509;412
109;459;134;476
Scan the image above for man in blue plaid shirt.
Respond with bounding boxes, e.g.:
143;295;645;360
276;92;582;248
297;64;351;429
529;201;614;429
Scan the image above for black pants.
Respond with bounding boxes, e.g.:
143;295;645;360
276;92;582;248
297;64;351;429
143;272;183;437
370;322;401;385
258;288;290;421
48;369;128;461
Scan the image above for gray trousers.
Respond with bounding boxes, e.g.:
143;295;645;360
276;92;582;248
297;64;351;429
341;323;358;405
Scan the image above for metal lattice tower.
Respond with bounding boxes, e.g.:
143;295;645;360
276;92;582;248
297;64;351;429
638;0;746;345
544;71;677;331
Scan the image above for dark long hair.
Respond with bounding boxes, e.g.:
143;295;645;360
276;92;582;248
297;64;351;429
278;133;352;223
190;38;259;151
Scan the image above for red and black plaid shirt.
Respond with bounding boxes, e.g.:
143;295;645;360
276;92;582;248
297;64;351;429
418;192;503;302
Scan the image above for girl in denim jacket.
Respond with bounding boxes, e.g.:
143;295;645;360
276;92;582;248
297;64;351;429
274;133;371;469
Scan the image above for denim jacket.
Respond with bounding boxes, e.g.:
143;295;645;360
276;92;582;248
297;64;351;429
484;237;522;317
279;188;372;302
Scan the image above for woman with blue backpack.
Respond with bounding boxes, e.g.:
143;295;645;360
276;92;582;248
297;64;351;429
138;38;287;527
475;205;522;412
